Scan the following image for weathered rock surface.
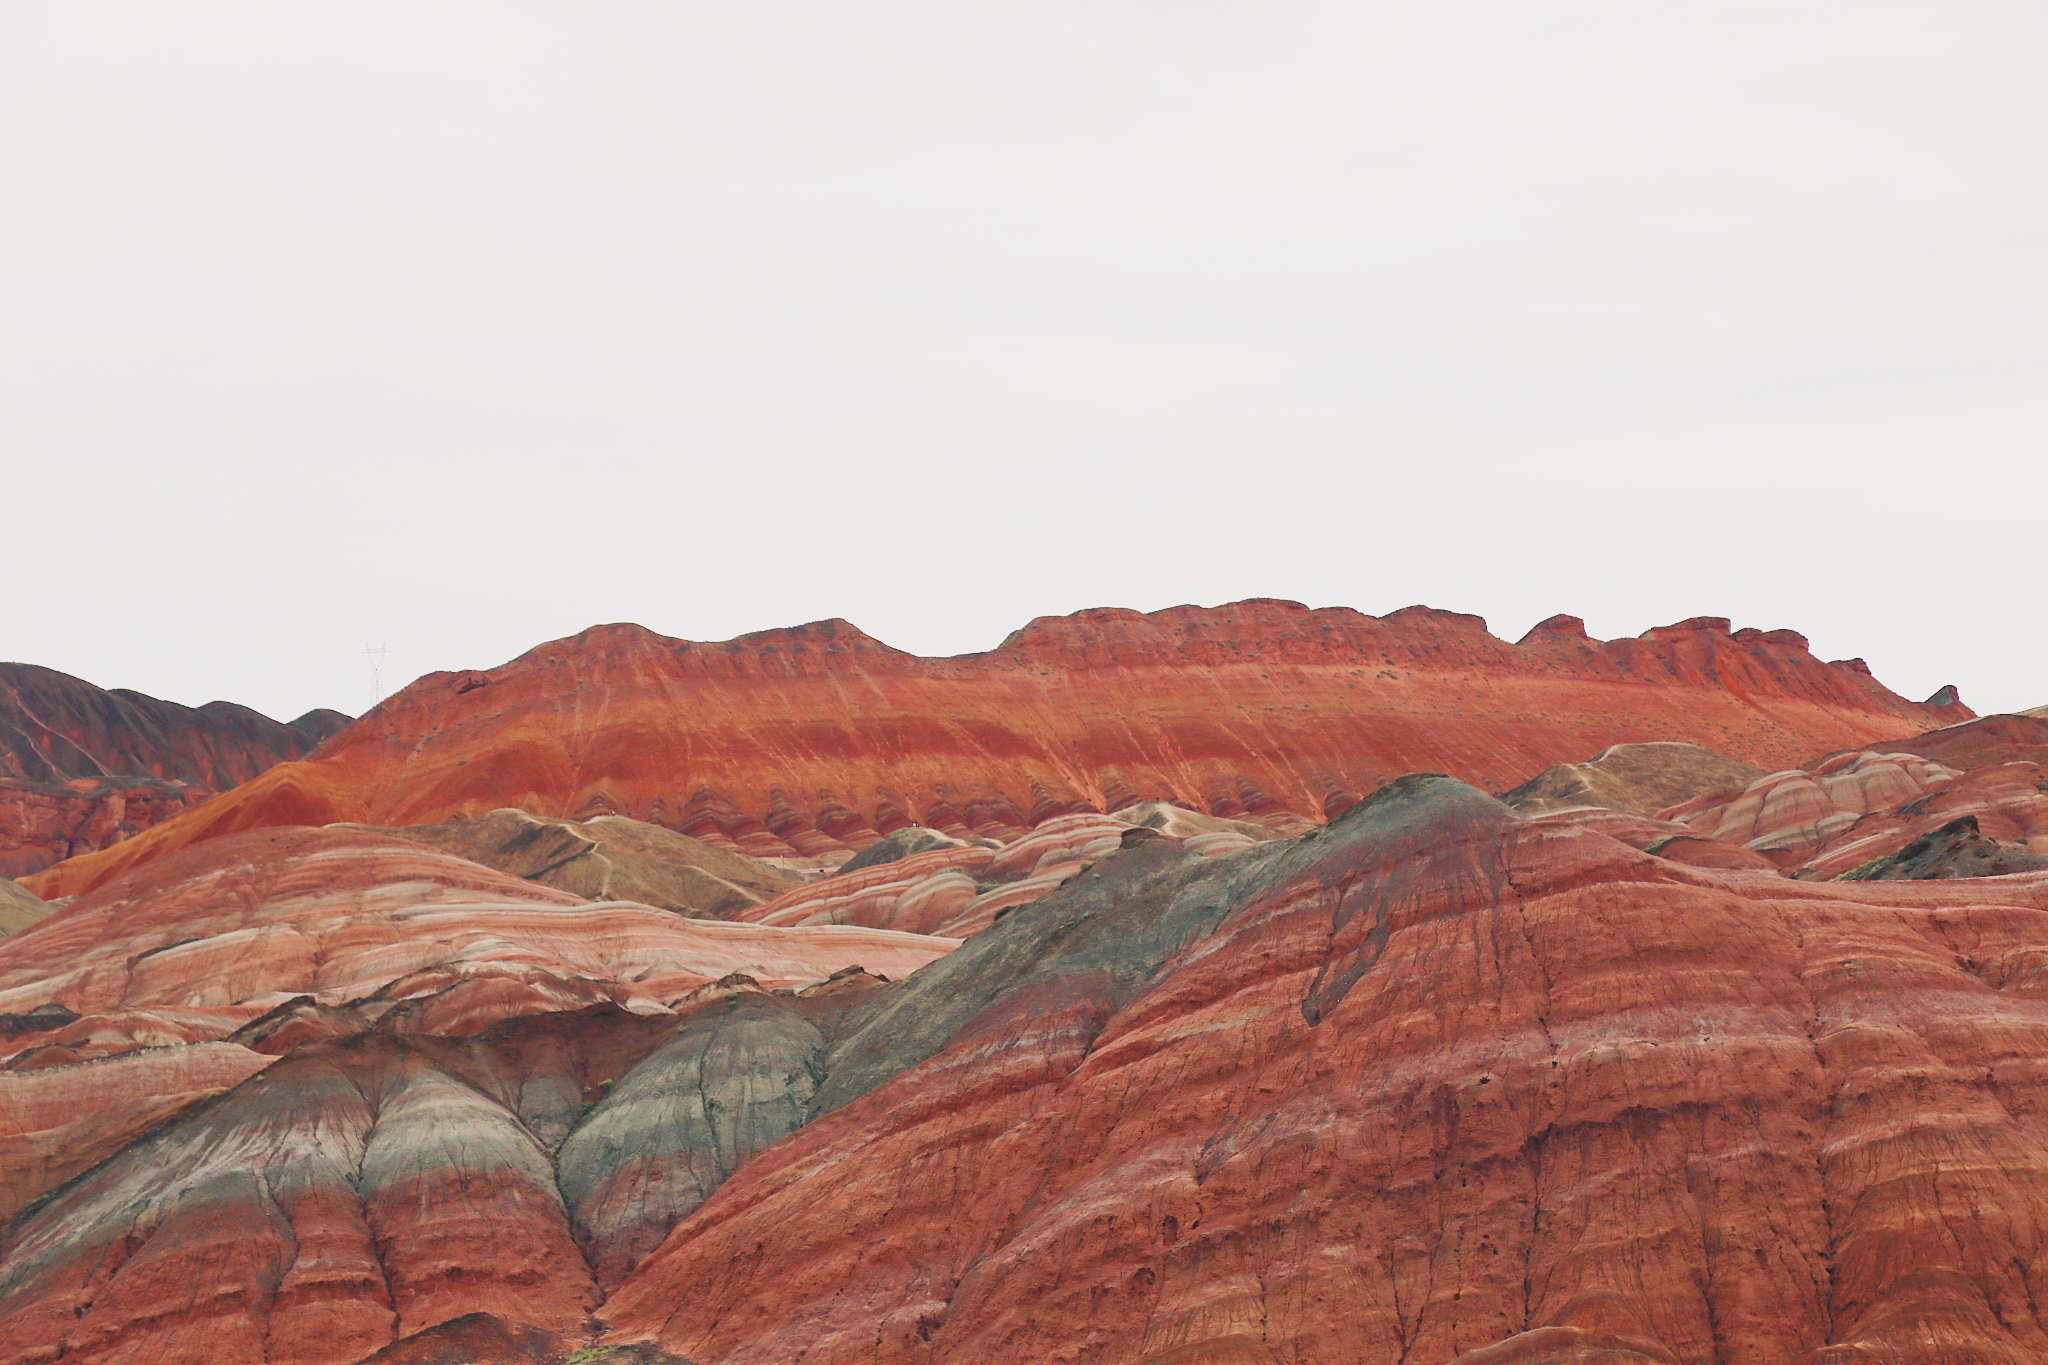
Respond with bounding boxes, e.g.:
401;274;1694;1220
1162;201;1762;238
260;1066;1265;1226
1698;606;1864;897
1659;717;2048;881
0;1041;277;1222
835;825;983;873
561;973;890;1290
1807;712;2048;773
0;879;52;940
11;768;2048;1362
0;777;213;879
1500;741;1765;816
1802;761;2048;881
1111;800;1285;856
25;603;1957;899
1661;750;1964;862
743;843;1002;937
1837;814;2048;881
349;809;801;917
0;827;952;1029
0;663;346;789
0;1027;620;1363
0;663;347;878
1520;806;1783;872
0;817;957;1364
740;806;1282;942
599;776;2048;1365
0;976;914;1364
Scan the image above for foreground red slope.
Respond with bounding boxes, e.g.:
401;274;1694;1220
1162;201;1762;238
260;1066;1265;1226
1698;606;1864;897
603;778;2048;1365
25;603;1958;899
10;776;2048;1361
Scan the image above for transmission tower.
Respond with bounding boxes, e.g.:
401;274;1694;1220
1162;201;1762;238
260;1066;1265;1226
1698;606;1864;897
365;644;390;706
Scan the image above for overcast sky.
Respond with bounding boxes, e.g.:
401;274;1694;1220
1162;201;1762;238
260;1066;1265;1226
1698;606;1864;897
4;2;2043;722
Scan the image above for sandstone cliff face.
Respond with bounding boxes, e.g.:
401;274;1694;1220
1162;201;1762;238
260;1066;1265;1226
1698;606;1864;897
0;663;347;877
0;777;212;878
25;603;1958;899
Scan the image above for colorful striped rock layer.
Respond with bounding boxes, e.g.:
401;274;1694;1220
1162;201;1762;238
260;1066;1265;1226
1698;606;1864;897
25;601;1958;899
10;776;2048;1361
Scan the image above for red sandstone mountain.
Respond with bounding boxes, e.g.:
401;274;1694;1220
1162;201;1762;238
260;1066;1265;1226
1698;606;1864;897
3;604;2026;1365
23;601;1958;898
9;775;2048;1362
0;663;347;877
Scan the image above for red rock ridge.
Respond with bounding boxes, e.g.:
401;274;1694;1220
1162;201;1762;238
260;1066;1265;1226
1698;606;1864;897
26;602;1959;899
0;663;348;877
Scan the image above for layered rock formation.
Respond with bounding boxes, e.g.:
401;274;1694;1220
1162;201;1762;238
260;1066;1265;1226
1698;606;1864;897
1807;712;2048;773
349;809;802;917
4;607;2021;1365
0;822;950;1252
0;827;952;1035
0;879;52;940
741;807;1293;939
25;603;1958;899
1657;714;2048;880
2;767;2046;1360
1837;814;2048;880
593;776;2048;1364
0;777;211;879
1499;741;1765;816
0;663;347;877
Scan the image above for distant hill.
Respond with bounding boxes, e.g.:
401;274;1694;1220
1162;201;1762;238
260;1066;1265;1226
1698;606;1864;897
0;662;347;876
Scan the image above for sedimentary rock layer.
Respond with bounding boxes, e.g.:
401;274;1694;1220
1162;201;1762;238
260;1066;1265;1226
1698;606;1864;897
1499;741;1764;816
0;879;51;940
0;663;346;788
1661;713;2048;879
600;777;2048;1365
0;828;953;1038
10;773;2048;1361
26;602;1958;898
349;809;802;917
0;662;347;877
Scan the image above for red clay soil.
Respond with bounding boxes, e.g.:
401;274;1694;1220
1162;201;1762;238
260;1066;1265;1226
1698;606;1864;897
25;602;1958;899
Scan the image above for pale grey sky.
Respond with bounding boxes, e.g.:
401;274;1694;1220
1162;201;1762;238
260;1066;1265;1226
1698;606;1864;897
5;3;2044;721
